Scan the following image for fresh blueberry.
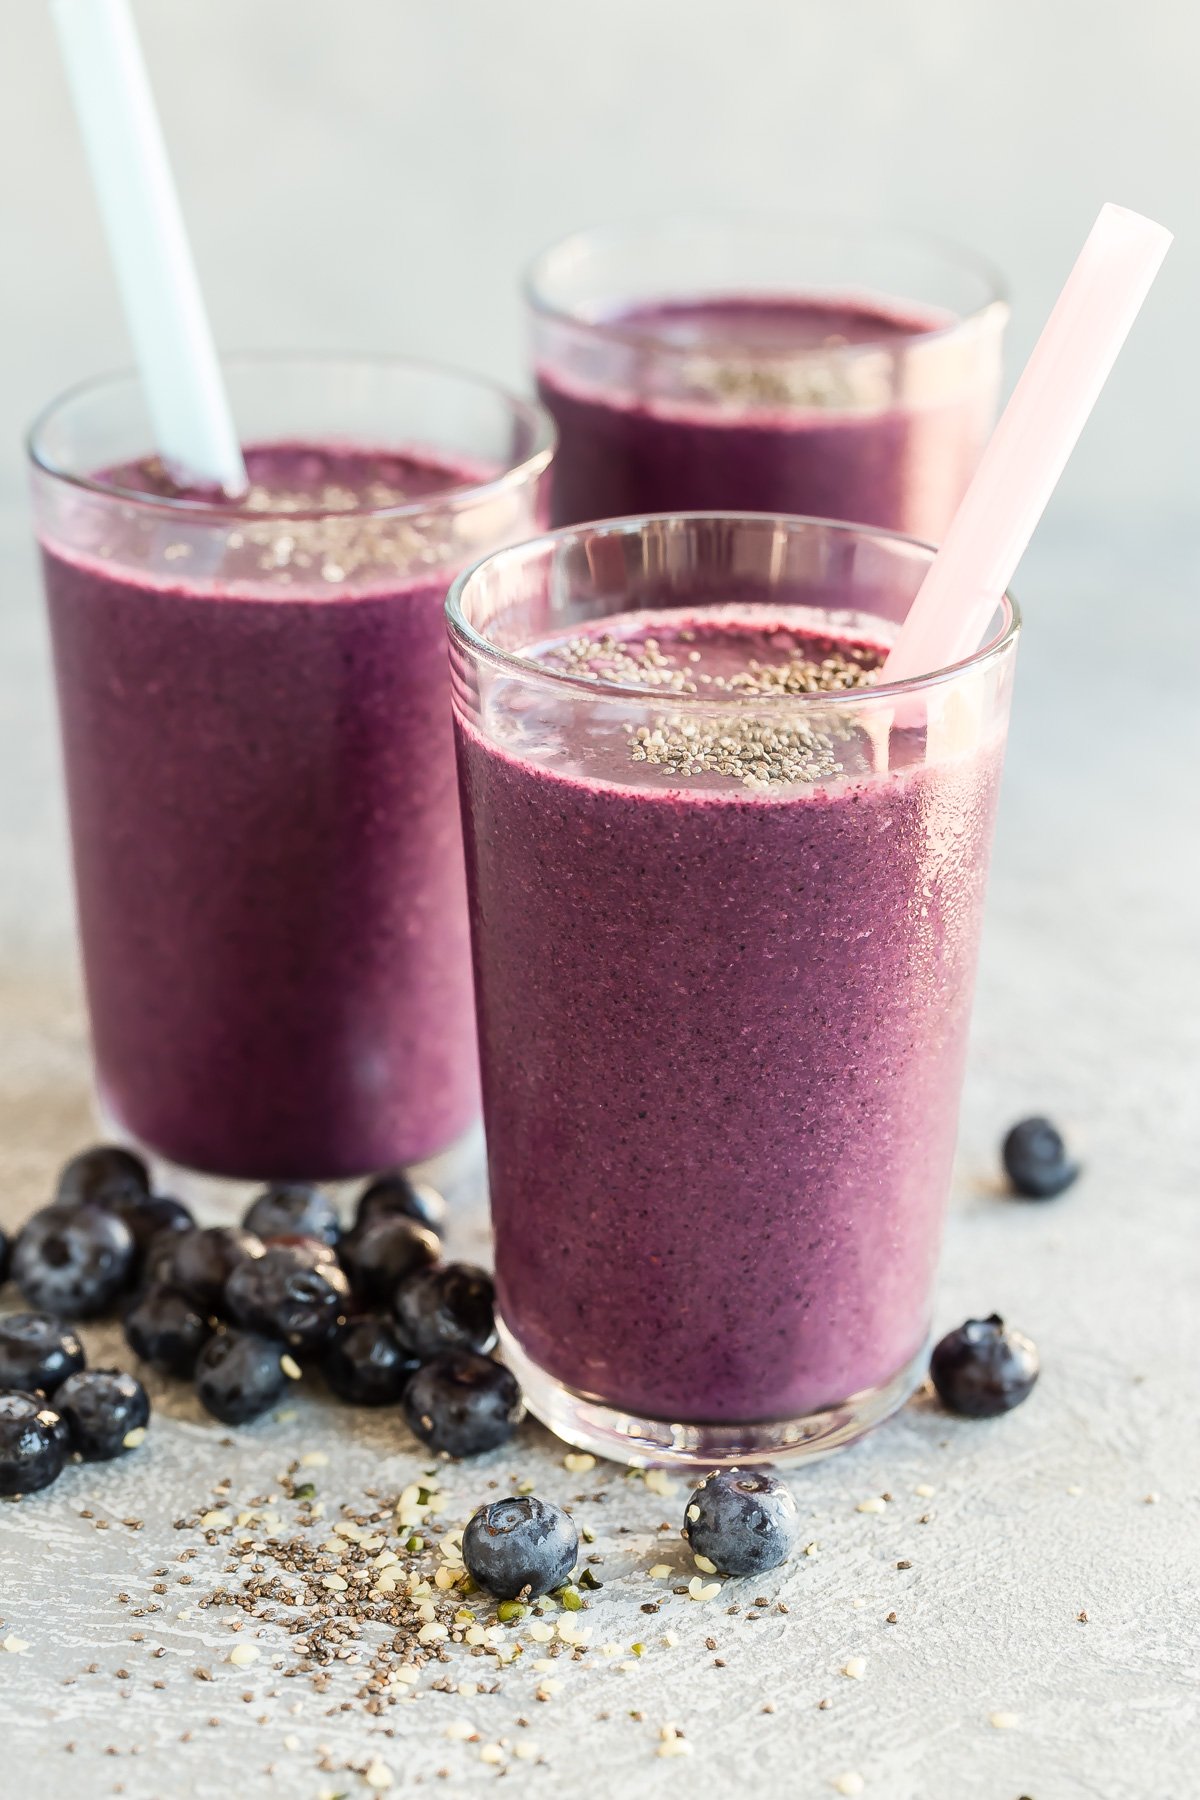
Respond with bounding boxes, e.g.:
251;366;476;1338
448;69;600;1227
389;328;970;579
392;1264;496;1358
682;1470;799;1576
0;1391;69;1495
1002;1117;1081;1199
225;1243;350;1350
243;1185;341;1248
103;1192;195;1262
340;1217;440;1307
152;1226;265;1313
255;1232;341;1265
403;1350;524;1457
930;1315;1040;1417
0;1312;85;1394
356;1172;446;1235
323;1315;418;1407
195;1329;288;1424
462;1496;579;1599
12;1204;137;1318
56;1143;150;1209
55;1368;150;1460
124;1283;213;1377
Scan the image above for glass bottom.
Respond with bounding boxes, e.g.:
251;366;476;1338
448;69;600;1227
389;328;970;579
497;1316;931;1470
95;1091;485;1224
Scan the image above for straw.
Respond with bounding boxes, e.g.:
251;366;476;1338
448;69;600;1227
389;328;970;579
881;204;1172;684
51;0;247;495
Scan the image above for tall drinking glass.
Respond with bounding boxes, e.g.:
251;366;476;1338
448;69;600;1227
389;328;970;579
449;514;1019;1466
29;356;552;1190
529;215;1007;538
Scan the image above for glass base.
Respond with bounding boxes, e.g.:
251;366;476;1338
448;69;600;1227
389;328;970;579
94;1093;485;1225
497;1316;931;1470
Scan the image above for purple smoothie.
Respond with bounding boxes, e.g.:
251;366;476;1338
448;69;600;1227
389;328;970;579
456;611;1004;1422
538;294;995;539
41;444;486;1180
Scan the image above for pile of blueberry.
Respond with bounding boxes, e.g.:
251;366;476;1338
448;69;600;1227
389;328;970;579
0;1312;150;1495
0;1144;524;1469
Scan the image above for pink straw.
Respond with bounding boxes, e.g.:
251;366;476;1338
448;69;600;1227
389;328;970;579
881;204;1172;684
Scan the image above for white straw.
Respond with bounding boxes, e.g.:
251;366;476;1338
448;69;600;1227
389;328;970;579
882;204;1172;683
51;0;247;494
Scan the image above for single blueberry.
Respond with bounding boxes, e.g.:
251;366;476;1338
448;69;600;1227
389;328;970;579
56;1144;150;1209
340;1217;440;1307
153;1226;265;1313
1002;1117;1081;1199
195;1329;288;1424
124;1283;213;1377
13;1204;137;1318
0;1311;86;1394
682;1469;799;1576
356;1172;446;1235
403;1350;523;1457
462;1495;579;1600
392;1264;496;1358
243;1185;341;1248
55;1368;150;1460
323;1315;418;1407
930;1315;1040;1418
102;1192;195;1262
225;1243;350;1350
0;1391;70;1495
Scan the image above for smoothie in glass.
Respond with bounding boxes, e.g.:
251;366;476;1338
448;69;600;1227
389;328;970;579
529;217;1007;538
449;515;1018;1465
30;359;552;1183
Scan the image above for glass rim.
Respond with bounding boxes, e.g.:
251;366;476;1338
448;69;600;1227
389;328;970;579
446;511;1021;708
26;350;556;523
524;210;1009;361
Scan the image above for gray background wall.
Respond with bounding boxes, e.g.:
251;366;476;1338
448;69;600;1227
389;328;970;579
0;0;1195;958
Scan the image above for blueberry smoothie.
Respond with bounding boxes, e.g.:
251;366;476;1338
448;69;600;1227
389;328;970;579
538;294;998;538
455;609;1006;1424
40;443;502;1180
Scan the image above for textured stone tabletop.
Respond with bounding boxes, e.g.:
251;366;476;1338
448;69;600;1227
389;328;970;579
0;516;1196;1800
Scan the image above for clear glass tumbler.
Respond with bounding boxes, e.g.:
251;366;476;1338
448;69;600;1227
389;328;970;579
528;214;1007;539
449;513;1019;1466
29;355;552;1191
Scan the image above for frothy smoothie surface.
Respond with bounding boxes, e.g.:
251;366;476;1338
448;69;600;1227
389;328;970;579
43;443;490;1180
456;610;1004;1423
538;292;992;537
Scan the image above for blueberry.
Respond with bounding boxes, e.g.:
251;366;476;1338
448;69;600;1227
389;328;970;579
0;1312;85;1394
340;1217;440;1307
682;1470;799;1576
930;1315;1040;1418
103;1192;195;1261
323;1315;418;1407
124;1283;213;1377
393;1264;496;1358
153;1226;265;1313
56;1143;150;1209
356;1172;446;1235
225;1243;350;1350
55;1368;150;1460
462;1496;579;1599
12;1204;137;1318
1002;1117;1081;1199
403;1350;524;1457
0;1391;69;1495
243;1185;341;1248
195;1329;287;1425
